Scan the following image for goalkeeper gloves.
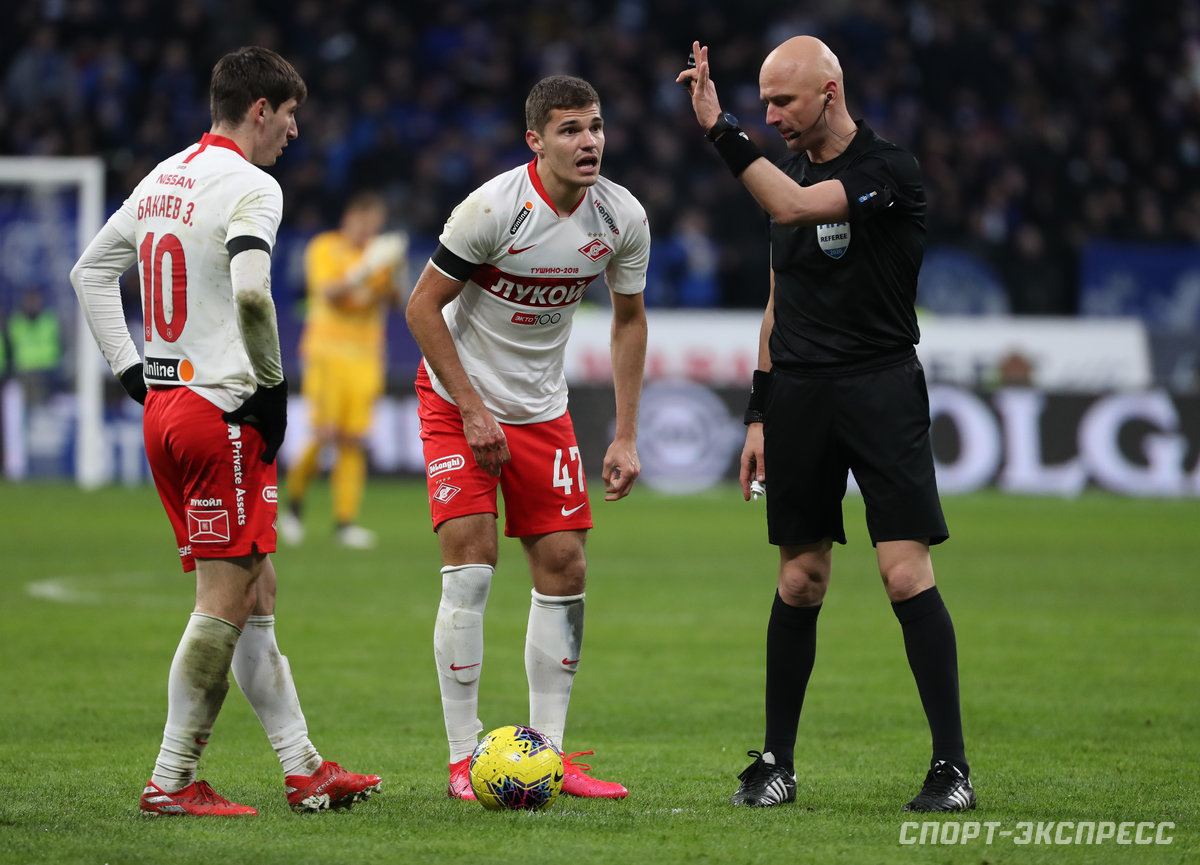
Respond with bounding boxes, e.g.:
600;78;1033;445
221;380;288;464
118;362;147;405
348;232;407;283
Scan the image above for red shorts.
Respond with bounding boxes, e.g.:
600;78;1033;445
416;367;592;537
143;387;278;572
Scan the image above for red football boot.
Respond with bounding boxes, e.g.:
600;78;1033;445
561;751;628;799
286;760;382;812
140;780;257;817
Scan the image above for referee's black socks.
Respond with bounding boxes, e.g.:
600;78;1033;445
892;586;968;776
763;592;821;771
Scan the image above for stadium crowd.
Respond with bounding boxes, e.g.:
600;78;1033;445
3;0;1198;314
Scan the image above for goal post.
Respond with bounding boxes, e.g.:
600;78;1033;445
0;156;107;488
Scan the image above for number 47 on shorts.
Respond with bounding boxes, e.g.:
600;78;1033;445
553;447;584;495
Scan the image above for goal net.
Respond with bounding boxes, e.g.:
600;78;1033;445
0;156;115;488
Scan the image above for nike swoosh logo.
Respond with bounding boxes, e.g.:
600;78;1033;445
449;663;481;671
194;738;209;746
561;658;580;666
508;243;537;254
560;503;586;517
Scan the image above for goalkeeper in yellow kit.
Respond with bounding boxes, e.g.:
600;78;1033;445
281;191;407;548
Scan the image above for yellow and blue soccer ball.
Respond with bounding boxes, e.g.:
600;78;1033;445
469;725;564;811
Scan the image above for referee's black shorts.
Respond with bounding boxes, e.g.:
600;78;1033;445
763;357;948;548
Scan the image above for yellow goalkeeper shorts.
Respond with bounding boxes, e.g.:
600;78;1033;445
301;353;383;436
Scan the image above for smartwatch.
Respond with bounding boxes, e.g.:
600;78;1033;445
705;112;740;142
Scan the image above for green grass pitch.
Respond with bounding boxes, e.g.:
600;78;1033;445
0;479;1196;864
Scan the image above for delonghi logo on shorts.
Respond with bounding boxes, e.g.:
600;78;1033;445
262;485;278;503
428;454;466;477
816;222;851;259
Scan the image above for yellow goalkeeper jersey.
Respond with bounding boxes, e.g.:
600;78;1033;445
299;230;395;362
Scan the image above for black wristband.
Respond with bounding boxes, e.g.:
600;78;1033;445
712;128;763;177
744;369;771;425
118;362;147;405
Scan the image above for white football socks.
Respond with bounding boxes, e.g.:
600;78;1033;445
150;612;240;792
434;564;493;762
525;589;585;752
230;614;322;777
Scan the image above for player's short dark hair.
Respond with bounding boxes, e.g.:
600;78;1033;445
525;75;600;134
209;46;307;128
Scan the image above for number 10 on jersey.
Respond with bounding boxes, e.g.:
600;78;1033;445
552;447;585;496
139;231;188;342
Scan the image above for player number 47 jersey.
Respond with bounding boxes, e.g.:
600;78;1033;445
428;158;650;424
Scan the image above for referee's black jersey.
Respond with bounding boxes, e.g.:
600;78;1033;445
769;120;926;374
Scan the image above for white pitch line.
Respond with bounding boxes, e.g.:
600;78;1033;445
26;572;166;606
26;576;103;604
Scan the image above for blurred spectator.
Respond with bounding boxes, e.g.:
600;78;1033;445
1003;222;1074;315
7;287;62;405
2;0;1197;314
650;209;721;308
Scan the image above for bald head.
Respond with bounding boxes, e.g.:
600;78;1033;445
758;35;855;156
761;35;843;96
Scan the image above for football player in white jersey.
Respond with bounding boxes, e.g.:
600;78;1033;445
70;47;381;817
406;75;650;800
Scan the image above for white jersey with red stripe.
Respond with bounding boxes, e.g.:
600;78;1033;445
77;133;282;412
426;158;650;424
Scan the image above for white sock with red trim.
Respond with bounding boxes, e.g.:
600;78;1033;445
525;589;585;752
231;614;322;776
150;613;239;792
434;564;493;762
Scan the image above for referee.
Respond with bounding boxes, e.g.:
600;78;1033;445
679;36;975;812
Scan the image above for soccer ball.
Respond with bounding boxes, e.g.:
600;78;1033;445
469;725;564;811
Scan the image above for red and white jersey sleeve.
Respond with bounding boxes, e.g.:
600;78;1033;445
428;159;650;423
123;134;282;411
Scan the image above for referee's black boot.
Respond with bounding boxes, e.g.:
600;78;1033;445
730;750;797;807
902;760;977;812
